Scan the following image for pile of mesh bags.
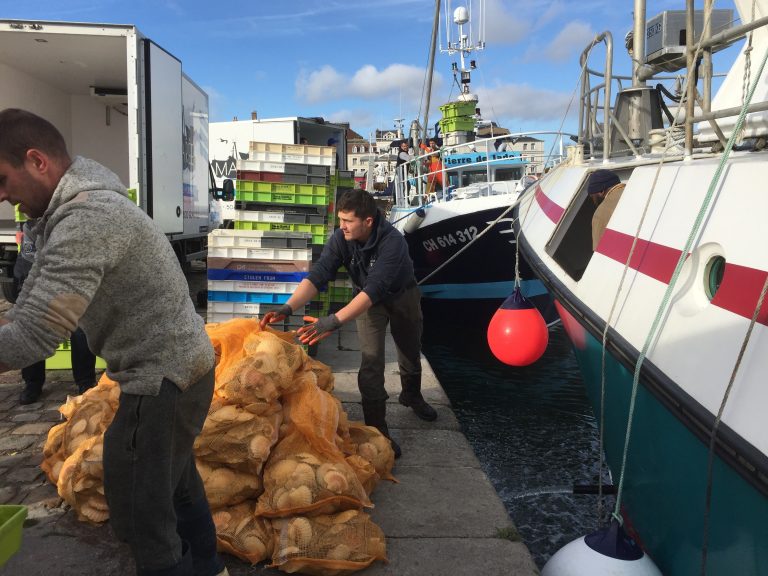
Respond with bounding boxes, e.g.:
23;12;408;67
41;318;395;575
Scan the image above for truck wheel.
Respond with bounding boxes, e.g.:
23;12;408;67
1;280;17;303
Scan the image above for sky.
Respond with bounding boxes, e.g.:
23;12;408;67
0;0;742;140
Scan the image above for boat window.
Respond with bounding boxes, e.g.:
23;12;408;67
495;168;523;182
705;256;726;300
544;171;629;281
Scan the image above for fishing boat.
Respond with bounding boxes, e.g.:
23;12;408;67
516;1;768;573
388;0;561;316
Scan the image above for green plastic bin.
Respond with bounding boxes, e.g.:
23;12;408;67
0;505;27;567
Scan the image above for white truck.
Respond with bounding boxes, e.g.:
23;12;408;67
0;19;226;301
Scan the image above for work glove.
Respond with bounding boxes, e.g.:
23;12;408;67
296;314;342;345
259;304;293;329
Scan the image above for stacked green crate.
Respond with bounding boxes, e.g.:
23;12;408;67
438;101;477;133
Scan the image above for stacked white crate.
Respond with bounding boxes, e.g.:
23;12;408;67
206;142;336;328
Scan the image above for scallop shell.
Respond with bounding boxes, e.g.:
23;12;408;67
248;435;272;461
241;534;267;559
286;485;313;508
269;459;298;483
287;463;316;490
274;488;291;509
206;467;237;490
278;545;301;559
89;494;109;511
327;543;352;561
369;435;392;455
234;514;252;535
69;418;87;437
51;460;64;482
287;517;313;548
212;510;232;529
322;470;349;494
86;413;102;434
294;452;322;466
332;509;359;525
358;442;378;462
80;503;110;523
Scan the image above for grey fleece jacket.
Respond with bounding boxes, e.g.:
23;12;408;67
1;157;214;395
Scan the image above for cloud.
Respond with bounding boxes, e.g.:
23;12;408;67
475;83;578;124
483;0;531;44
296;64;443;105
542;21;596;62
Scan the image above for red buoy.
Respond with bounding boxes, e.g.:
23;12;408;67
487;287;549;366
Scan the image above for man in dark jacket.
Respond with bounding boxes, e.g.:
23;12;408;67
261;189;437;457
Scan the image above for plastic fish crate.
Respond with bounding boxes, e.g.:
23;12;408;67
237;159;287;174
283;163;310;175
329;286;354;303
207;279;301;294
207;291;291;304
233;222;327;245
248;143;335;166
206;301;306;316
233;209;327;225
207;269;308;283
236;170;284;183
439;117;476;133
206;257;310;273
439;101;477;118
307;165;331;177
236;183;330;206
282;174;329;185
0;505;26;567
234;201;328;217
207;245;312;261
208;229;311;250
46;341;107;371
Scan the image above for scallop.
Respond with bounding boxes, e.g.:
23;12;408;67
274;488;291;509
322;470;349;494
286;485;313;508
269;459;298;483
358;442;378;462
69;418;87;437
287;517;313;548
80;503;109;523
332;509;359;525
241;534;267;559
212;510;232;529
287;463;316;490
326;543;352;561
248;435;272;461
294;452;322;466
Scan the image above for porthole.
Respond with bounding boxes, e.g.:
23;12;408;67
705;255;726;301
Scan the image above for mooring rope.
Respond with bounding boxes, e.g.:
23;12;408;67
611;41;768;526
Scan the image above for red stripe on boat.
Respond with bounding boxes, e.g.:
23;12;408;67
597;229;679;284
711;263;768;326
534;185;564;223
598;229;768;326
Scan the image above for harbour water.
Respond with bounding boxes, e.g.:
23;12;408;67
420;301;615;568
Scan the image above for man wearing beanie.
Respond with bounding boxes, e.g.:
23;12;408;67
587;169;625;250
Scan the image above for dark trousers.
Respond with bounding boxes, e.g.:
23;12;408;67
21;327;96;389
355;284;423;402
103;368;222;576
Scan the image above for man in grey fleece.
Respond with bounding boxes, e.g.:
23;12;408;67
0;109;227;576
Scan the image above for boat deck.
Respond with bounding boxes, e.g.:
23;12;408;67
0;313;537;575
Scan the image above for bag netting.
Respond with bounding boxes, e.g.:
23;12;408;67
270;510;387;576
257;430;372;518
212;501;274;564
39;317;391;574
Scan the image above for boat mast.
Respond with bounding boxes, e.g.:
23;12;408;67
422;0;441;149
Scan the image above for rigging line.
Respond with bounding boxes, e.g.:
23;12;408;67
612;39;768;525
519;43;594;230
417;196;522;286
701;275;768;576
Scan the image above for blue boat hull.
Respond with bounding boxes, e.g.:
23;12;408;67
557;304;768;575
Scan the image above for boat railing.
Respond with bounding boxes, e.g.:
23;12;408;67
578;7;768;160
393;131;571;208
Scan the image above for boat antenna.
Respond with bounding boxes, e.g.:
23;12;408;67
441;0;486;100
421;0;441;150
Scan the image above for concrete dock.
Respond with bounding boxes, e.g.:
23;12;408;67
0;309;537;575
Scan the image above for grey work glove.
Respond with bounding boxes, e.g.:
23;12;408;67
296;314;342;345
259;304;293;329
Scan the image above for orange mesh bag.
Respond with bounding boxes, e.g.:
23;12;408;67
304;356;334;392
343;455;379;496
212;502;274;564
197;459;262;508
194;398;282;476
256;431;372;518
240;330;308;395
57;436;110;524
279;371;341;458
347;423;396;482
42;374;120;484
205;317;262;380
270;510;387;576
